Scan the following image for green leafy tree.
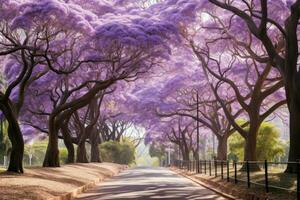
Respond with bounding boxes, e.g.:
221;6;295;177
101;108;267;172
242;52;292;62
100;140;135;165
149;143;166;163
23;140;69;166
228;122;285;161
0;121;11;161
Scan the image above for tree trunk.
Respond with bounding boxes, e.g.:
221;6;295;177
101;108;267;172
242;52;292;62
216;136;228;161
285;91;300;173
77;142;88;163
284;12;300;173
242;125;260;172
43;117;60;167
202;137;206;160
0;101;24;173
90;130;101;162
61;126;75;164
193;150;199;161
182;148;190;161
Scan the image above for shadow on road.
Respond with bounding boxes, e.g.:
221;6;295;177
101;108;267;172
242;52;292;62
75;167;226;200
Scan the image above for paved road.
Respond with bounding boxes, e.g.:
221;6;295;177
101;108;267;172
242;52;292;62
75;167;227;200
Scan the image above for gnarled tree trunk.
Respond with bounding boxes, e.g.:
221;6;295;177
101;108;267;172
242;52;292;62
0;100;24;173
77;142;88;163
43;116;60;167
61;126;75;163
90;129;101;162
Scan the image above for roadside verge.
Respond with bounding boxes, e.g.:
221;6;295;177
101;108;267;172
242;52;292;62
171;168;240;200
0;162;127;200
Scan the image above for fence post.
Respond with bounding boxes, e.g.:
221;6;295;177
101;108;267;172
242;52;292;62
204;160;207;174
296;161;300;200
227;160;230;182
246;160;250;188
265;160;269;193
199;160;201;173
215;160;217;177
234;160;238;184
209;160;212;176
221;160;224;180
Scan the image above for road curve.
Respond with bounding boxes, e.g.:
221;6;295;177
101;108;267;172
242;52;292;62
75;166;227;200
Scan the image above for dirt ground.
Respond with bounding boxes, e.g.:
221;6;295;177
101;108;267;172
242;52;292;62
0;163;126;200
172;168;296;200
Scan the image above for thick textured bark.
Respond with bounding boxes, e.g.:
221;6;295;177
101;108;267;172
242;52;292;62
284;3;300;172
43;117;60;167
76;142;88;163
285;90;300;173
61;126;75;163
216;136;228;161
90;130;101;162
43;132;60;167
0;101;24;173
241;124;260;172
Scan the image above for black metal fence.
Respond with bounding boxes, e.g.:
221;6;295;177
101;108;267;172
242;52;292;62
174;160;300;199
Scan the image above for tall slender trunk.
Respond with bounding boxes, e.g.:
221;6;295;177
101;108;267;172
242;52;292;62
202;137;206;160
43;116;60;167
61;126;75;164
216;136;228;161
193;150;199;161
178;144;184;160
212;134;216;157
182;146;190;161
0;100;24;173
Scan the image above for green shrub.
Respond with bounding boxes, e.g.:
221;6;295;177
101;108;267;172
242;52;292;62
228;122;285;161
24;141;47;166
100;140;135;165
59;148;69;164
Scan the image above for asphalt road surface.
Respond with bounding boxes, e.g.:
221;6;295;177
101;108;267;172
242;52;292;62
75;167;228;200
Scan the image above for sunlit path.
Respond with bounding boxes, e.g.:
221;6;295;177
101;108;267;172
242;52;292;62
75;167;227;200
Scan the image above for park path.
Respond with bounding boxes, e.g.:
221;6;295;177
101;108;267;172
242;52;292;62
75;167;227;200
